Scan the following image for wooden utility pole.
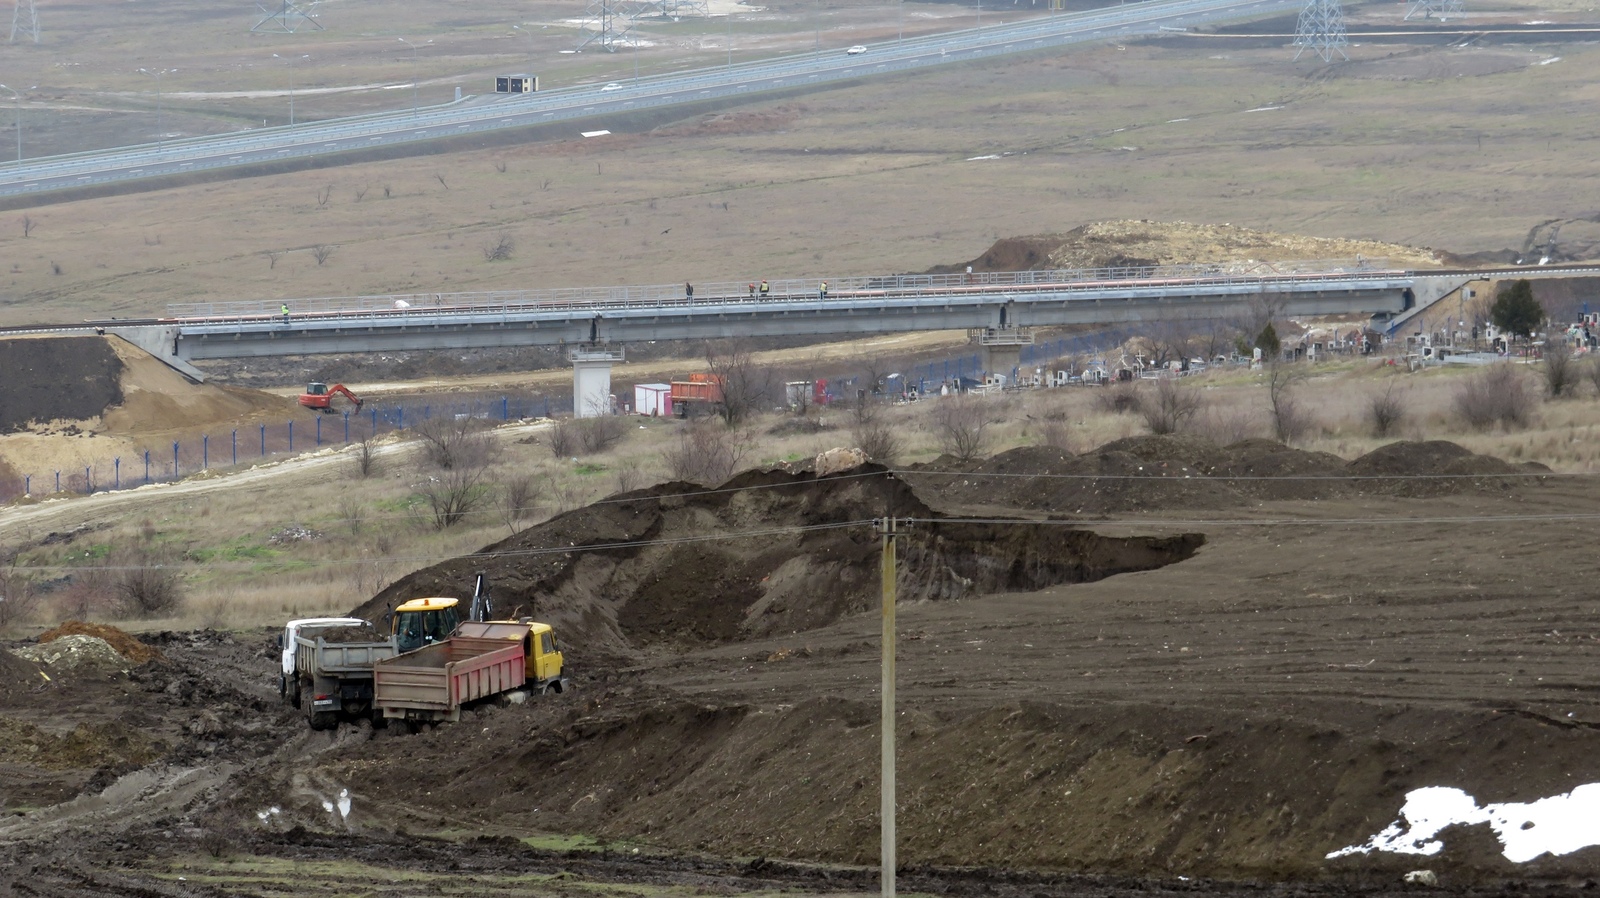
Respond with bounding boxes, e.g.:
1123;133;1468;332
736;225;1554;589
878;516;899;898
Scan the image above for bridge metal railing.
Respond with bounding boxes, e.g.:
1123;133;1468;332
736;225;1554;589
167;258;1401;327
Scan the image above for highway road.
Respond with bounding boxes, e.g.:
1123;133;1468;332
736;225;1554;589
0;0;1300;198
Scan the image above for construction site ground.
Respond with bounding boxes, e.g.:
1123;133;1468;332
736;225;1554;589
4;437;1600;895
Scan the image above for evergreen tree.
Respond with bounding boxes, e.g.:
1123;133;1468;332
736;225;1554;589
1490;280;1543;339
1256;322;1281;358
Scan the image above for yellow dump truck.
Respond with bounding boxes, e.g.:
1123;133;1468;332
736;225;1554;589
373;619;568;723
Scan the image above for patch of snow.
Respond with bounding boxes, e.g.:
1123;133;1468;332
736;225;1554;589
1328;784;1600;863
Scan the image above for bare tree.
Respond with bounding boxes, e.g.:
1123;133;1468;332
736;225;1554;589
414;416;499;471
316;185;333;207
435;173;450;190
419;464;494;529
337;497;365;536
350;436;378;478
494;159;508;173
1266;362;1313;443
500;474;540;535
546;417;577;458
705;341;775;426
1141;378;1203;435
929;396;999;462
266;250;284;270
20;214;33;238
1543;338;1578;397
354;185;369;202
311;244;336;266
663;420;757;485
0;562;42;631
1369;381;1406;438
482;233;515;262
850;397;900;464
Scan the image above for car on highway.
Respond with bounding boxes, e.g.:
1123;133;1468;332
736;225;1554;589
600;82;623;91
846;45;867;55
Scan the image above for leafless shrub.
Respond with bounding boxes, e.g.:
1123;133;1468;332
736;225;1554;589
50;261;62;276
1586;357;1600;396
1037;418;1075;452
1141;379;1203;435
577;416;626;454
113;547;186;618
546;418;577;458
494;159;508;173
552;480;593;514
929;396;1000;463
1543;339;1578;397
1192;405;1261;445
482;232;515;262
266;250;283;270
316;185;333;207
414;417;499;471
53;564;114;621
1454;365;1532;431
663;421;756;485
613;465;646;494
501;474;540;535
418;464;493;529
1267;362;1313;443
311;244;336;266
850;399;899;464
435;173;449;190
350;437;378;478
1369;381;1406;438
337;497;365;536
1094;382;1143;415
354;185;369;202
0;564;43;631
21;214;33;237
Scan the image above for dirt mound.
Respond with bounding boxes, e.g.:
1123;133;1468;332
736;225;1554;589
14;635;130;672
38;620;167;665
351;466;1203;655
0;336;123;433
910;436;1538;514
0;647;46;689
946;221;1444;273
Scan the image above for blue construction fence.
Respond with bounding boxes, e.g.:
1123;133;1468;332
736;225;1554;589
882;328;1142;396
2;391;567;502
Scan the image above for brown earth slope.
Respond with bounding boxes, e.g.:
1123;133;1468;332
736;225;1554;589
5;438;1600;895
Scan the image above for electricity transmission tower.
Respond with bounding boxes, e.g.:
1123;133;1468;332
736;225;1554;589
10;0;39;44
1292;0;1348;62
578;0;707;51
252;0;324;33
1404;0;1463;21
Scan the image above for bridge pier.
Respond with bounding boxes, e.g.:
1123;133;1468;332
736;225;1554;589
972;327;1034;385
569;343;625;418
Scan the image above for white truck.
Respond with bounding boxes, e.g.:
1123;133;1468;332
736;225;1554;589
278;617;400;730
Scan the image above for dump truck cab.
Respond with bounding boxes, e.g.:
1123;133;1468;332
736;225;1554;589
391;597;463;653
456;619;568;692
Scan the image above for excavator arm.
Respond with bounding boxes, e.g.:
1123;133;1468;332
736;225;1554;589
327;384;364;411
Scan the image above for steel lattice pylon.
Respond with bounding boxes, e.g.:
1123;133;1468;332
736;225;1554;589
10;0;39;44
1404;0;1463;21
1293;0;1348;62
578;0;708;51
252;0;324;33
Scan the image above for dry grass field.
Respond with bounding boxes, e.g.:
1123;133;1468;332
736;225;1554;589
3;351;1599;634
2;0;1600;324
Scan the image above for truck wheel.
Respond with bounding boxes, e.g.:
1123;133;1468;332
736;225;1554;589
308;709;337;731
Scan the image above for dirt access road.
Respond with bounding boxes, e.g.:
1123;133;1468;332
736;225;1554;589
5;437;1600;896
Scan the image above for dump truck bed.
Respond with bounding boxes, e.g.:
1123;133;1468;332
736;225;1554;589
372;634;526;722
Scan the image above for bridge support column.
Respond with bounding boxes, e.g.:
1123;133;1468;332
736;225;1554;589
971;327;1034;386
569;343;626;418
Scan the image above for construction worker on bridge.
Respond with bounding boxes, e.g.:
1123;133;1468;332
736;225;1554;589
759;280;769;297
819;281;828;299
281;303;290;324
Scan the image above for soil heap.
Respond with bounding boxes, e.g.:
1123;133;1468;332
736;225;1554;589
943;220;1445;273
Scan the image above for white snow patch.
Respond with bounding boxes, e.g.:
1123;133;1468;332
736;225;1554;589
1535;56;1561;65
1328;784;1600;863
966;154;1001;161
1244;105;1283;113
580;130;611;137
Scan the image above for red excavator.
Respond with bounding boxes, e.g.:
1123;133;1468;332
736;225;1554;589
298;382;363;414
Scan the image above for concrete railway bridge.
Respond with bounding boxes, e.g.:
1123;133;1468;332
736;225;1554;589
93;262;1585;415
